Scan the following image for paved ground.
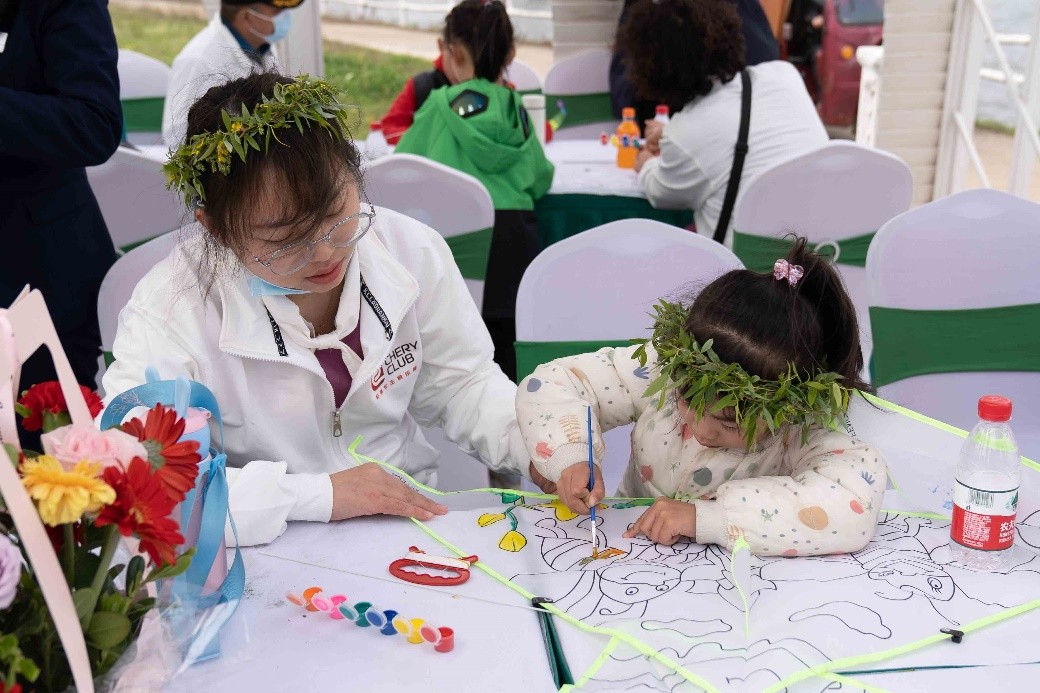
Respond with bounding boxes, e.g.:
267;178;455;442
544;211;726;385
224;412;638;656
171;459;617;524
113;0;1038;201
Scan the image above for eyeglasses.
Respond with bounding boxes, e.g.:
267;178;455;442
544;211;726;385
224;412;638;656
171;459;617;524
254;204;376;276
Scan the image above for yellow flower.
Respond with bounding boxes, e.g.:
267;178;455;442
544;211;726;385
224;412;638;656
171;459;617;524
21;455;116;526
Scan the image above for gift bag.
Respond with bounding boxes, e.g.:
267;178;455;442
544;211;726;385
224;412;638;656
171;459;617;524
0;289;97;692
100;370;244;664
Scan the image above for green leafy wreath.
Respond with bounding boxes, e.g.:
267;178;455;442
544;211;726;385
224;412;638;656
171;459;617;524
162;75;357;204
632;299;853;449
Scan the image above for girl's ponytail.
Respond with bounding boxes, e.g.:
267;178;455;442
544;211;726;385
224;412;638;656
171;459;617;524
472;1;515;82
780;238;869;391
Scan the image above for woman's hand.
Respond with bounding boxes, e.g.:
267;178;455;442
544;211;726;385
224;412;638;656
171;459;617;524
623;498;696;545
555;462;605;515
634;147;657;173
643;120;664;155
330;464;448;521
529;462;557;494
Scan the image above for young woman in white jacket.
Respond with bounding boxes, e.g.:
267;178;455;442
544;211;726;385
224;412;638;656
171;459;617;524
104;73;547;546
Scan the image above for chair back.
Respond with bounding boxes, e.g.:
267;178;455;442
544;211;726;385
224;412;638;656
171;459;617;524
506;59;542;93
87;145;185;253
96;231;180;387
516;219;744;493
543;48;616;140
732;141;913;368
366;154;496;311
867;189;1040;459
118;49;171;146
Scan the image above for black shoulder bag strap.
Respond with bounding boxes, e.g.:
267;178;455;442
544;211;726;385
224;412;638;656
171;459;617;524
713;69;752;244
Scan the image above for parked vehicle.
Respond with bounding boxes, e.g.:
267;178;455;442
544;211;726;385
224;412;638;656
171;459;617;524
785;0;884;130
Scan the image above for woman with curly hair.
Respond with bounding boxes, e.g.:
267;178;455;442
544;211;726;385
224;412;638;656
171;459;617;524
620;0;827;245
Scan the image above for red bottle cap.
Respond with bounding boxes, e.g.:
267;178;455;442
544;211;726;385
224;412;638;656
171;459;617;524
978;395;1012;422
655;105;669;115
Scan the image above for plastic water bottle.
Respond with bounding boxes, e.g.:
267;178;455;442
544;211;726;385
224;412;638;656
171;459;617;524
365;122;390;160
949;395;1020;570
654;104;670;124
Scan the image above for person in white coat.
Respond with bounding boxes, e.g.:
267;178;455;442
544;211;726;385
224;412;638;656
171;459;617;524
161;0;301;146
620;0;827;245
106;73;551;546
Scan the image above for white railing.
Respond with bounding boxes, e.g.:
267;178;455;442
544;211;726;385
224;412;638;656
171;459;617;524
854;45;884;148
934;0;1040;199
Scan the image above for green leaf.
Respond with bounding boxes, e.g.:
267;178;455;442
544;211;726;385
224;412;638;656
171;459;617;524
87;611;132;651
4;443;20;466
221;109;233;130
126;555;145;597
72;587;99;628
18;657;40;682
144;548;196;584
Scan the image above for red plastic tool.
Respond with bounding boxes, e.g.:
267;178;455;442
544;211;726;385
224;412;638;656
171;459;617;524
388;546;478;586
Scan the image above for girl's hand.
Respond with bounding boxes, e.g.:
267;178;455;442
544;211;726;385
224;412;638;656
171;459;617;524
623;498;696;545
330;464;448;521
556;462;605;515
529;462;557;494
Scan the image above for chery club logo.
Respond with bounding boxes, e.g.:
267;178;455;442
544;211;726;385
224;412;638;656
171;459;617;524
371;341;419;399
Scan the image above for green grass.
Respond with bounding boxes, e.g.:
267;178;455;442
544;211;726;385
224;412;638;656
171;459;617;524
110;5;428;125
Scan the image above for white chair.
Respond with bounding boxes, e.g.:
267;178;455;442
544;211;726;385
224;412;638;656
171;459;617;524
364;154;497;492
505;59;542;93
365;154;494;311
87;145;186;253
867;189;1040;460
118;49;171;146
731;141;913;371
543;48;615;140
96;231;180;389
515;219;744;494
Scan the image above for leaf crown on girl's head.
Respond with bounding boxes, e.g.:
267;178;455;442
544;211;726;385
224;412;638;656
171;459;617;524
163;75;358;204
631;299;853;450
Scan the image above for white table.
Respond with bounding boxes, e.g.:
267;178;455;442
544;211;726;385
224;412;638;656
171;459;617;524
543;140;645;198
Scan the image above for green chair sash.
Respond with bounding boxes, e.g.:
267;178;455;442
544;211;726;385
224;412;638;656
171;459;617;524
732;231;875;273
121;97;165;133
545;92;614;129
870;303;1040;387
515;340;632;381
103;351;115;368
535;194;693;247
444;227;493;281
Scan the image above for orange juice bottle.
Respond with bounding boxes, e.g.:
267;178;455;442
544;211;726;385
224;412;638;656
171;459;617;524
616;107;640;169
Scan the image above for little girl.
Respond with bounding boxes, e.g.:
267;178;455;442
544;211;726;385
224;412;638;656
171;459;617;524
517;240;886;556
380;0;530;145
395;0;554;381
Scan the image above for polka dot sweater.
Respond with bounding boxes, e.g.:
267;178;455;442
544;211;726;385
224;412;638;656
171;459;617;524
516;345;887;556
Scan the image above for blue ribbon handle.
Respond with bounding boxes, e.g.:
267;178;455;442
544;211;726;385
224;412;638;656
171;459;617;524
101;375;241;664
100;379;224;452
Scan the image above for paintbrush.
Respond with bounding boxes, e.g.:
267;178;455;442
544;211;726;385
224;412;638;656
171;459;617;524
587;405;598;557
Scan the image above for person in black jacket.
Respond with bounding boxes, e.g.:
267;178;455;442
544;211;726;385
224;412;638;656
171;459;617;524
0;0;121;413
609;0;779;131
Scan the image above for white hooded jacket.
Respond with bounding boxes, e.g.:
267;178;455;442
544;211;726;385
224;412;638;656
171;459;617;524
102;208;528;546
162;14;281;146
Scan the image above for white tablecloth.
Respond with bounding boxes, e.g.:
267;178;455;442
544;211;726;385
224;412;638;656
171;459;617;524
543;140;645;198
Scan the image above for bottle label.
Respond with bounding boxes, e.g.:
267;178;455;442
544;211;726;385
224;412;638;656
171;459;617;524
950;480;1019;551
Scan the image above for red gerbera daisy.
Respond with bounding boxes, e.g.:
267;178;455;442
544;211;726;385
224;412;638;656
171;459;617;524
121;404;201;504
16;382;103;432
96;457;184;566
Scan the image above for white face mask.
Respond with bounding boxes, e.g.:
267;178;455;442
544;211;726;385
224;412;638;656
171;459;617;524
246;8;292;44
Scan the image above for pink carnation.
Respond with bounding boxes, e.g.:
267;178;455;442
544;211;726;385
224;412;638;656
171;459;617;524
41;424;148;471
0;534;20;609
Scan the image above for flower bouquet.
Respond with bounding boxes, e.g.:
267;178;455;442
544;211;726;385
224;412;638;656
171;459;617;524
0;384;201;691
0;289;210;692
